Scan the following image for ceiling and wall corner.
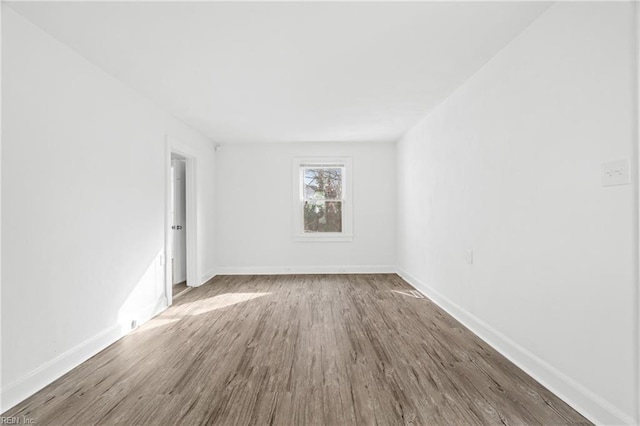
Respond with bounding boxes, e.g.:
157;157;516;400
6;1;551;145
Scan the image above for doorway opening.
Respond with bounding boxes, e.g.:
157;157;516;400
165;136;199;307
171;154;189;299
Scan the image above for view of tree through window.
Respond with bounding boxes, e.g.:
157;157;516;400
302;167;343;233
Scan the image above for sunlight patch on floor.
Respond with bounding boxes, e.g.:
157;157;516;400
131;317;180;334
391;289;425;299
171;292;271;316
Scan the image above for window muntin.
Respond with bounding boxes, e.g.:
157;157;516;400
302;166;344;233
294;158;352;241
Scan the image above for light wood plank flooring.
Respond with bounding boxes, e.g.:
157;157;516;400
172;281;188;298
4;274;590;425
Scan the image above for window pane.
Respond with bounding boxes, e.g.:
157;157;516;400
303;168;342;200
303;201;342;233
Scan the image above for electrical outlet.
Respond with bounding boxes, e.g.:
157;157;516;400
602;159;630;187
131;320;138;329
465;250;474;265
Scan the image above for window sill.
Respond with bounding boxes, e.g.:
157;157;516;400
294;234;353;242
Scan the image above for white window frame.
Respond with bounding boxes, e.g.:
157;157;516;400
293;157;353;242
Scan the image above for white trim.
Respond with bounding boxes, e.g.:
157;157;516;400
293;234;353;242
165;135;200;306
292;157;353;242
0;3;3;413
201;269;217;284
635;1;640;421
215;265;396;275
184;156;199;287
396;267;635;426
165;139;173;305
0;300;166;413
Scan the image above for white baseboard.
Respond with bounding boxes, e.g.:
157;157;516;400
396;267;635;426
200;269;217;285
5;269;630;424
0;298;167;414
214;265;396;275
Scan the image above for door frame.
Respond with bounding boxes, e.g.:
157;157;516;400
636;2;640;420
165;135;198;306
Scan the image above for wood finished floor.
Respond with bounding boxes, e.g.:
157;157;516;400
172;281;188;298
4;274;590;425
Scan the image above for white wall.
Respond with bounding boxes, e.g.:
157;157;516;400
397;3;637;424
1;8;215;412
215;142;396;273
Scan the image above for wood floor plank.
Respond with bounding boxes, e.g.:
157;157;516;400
3;274;590;425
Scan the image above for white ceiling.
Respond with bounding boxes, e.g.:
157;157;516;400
8;2;550;144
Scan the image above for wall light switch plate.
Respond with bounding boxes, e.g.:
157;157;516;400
602;159;630;187
465;250;473;265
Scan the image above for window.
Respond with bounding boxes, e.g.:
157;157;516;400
293;158;353;241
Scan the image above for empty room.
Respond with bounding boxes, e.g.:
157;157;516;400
1;1;638;425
